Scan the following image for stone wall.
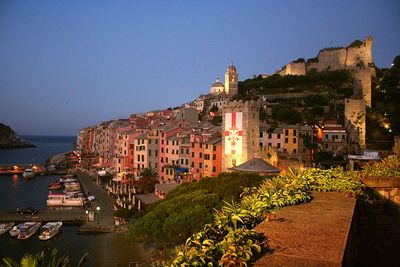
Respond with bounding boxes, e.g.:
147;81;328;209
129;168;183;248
307;48;347;72
279;62;306;76
359;176;400;205
353;68;372;107
222;100;260;171
345;99;366;150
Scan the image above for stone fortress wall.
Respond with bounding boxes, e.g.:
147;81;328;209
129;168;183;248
345;99;366;149
276;37;374;151
222;100;260;172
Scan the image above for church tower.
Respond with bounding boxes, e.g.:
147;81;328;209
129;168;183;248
224;63;238;95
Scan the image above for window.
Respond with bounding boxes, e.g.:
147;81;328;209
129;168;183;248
167;141;169;145
213;154;216;160
199;143;202;148
149;150;151;156
155;150;158;156
199;162;202;168
191;162;194;167
185;159;188;165
294;149;297;154
285;138;288;143
285;129;289;135
172;150;174;154
268;143;272;147
268;133;272;139
199;152;202;158
212;166;216;172
213;146;216;152
277;134;281;139
181;159;184;165
141;155;144;161
260;132;263;137
131;159;133;164
191;152;194;157
161;139;164;145
118;159;121;163
166;148;169;153
293;130;297;136
161;147;164;153
181;148;184;154
137;155;140;161
166;157;169;163
186;148;189;154
161;157;164;163
204;154;210;160
191;143;194;148
172;160;175;165
277;143;281;148
176;149;178;154
205;144;208;149
293;138;297;144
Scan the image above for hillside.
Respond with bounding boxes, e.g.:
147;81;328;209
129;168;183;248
237;70;353;125
0;123;35;148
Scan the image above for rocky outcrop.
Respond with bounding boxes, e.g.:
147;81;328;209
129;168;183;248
0;123;35;148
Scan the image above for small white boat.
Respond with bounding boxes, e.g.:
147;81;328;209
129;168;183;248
0;222;14;235
23;168;37;179
9;224;22;237
39;222;62;240
17;222;41;240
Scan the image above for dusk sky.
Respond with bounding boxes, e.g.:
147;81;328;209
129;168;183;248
0;0;399;136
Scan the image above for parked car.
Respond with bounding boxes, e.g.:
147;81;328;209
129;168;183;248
16;207;39;215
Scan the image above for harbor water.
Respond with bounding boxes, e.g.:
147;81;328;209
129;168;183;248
0;136;150;266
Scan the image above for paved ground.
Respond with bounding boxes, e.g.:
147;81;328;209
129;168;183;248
254;191;356;267
77;173;115;227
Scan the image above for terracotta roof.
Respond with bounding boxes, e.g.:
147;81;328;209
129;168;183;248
229;157;280;174
155;183;178;193
135;193;160;205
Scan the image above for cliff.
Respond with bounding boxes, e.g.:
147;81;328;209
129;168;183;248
0;123;35;148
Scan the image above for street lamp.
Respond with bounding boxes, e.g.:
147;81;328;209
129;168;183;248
96;206;101;224
85;210;89;222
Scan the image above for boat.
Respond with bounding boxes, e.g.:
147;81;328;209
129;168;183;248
17;222;41;240
59;175;77;183
47;193;85;207
9;224;22;237
348;150;381;160
39;222;62;240
0;222;14;235
64;182;80;191
23;168;37;179
48;181;62;190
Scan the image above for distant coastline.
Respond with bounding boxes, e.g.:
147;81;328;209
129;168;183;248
0;123;35;149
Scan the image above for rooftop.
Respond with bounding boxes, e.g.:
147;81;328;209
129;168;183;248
229;157;280;174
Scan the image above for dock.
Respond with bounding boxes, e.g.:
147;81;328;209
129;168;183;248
0;209;86;224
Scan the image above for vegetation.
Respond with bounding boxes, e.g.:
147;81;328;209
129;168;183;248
271;104;302;124
2;249;87;267
113;207;134;220
128;173;266;261
347;39;363;48
168;168;364;266
361;156;400;177
137;168;158;194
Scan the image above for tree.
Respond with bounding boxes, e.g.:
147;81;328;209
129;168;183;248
138;168;158;193
113;207;134;220
209;105;219;113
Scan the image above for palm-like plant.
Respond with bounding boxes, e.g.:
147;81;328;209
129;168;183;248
2;249;87;267
139;168;158;193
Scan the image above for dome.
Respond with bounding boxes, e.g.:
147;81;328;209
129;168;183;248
210;78;225;94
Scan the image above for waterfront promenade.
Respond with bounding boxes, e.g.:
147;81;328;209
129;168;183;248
77;172;115;232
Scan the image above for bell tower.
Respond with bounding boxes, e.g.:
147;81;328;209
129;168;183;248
224;63;238;95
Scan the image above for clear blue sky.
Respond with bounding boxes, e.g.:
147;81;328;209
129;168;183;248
0;0;399;135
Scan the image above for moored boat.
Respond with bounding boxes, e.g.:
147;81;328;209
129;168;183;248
0;222;14;235
9;224;22;237
17;222;41;240
47;193;85;207
48;181;62;190
39;222;62;240
23;168;37;179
